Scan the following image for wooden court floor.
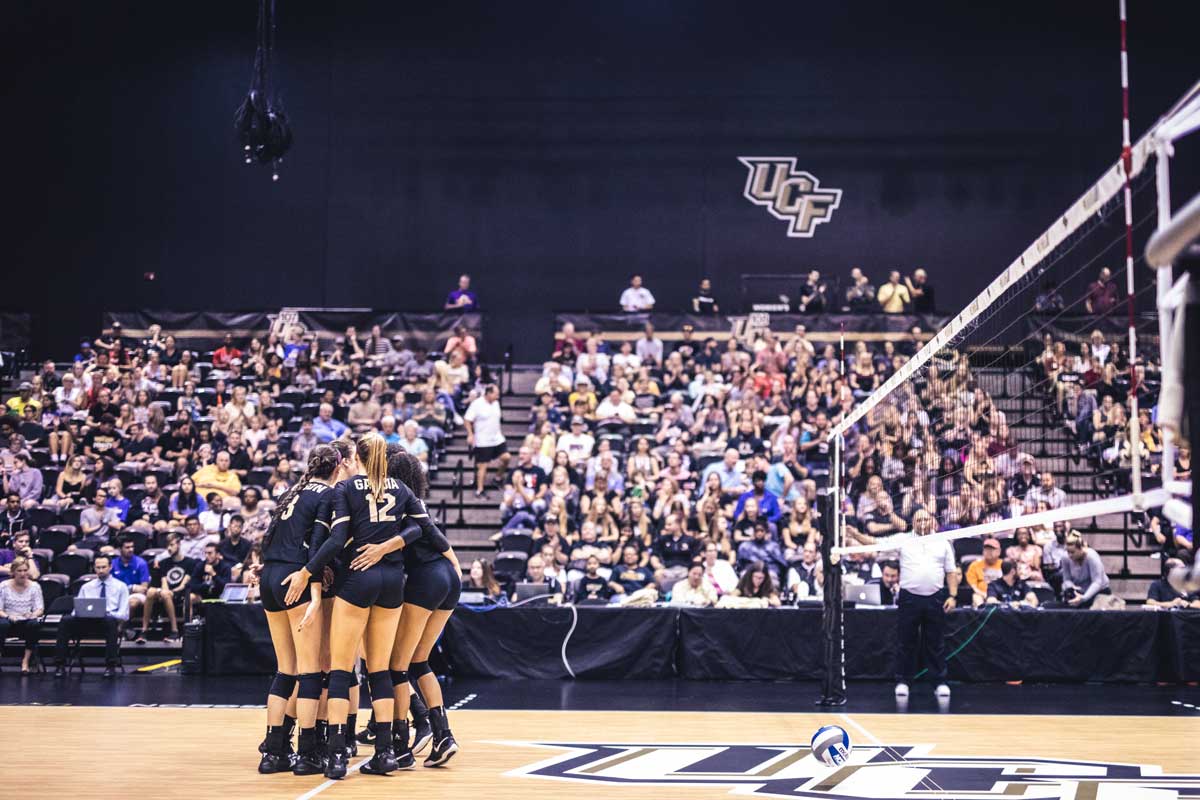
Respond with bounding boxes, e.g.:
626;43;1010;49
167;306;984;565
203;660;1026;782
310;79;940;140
2;707;1197;799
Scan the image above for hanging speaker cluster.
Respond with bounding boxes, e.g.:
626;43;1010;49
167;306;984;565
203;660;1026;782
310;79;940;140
233;0;292;181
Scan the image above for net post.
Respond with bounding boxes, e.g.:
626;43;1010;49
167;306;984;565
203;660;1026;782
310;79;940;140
817;434;846;707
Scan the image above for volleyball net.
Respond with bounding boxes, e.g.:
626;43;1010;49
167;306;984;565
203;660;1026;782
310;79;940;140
818;77;1200;702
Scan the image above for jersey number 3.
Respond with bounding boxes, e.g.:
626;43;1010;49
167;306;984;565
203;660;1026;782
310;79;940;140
367;494;397;523
279;494;300;521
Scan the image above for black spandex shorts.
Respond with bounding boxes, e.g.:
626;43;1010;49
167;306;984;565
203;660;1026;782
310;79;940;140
333;561;406;609
404;558;462;612
261;561;311;613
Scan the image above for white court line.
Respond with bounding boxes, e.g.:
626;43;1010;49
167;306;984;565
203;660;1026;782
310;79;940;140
292;757;368;800
1171;700;1200;713
448;692;478;711
838;714;946;796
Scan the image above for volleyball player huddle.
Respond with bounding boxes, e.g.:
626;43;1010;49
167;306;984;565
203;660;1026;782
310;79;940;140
255;433;463;780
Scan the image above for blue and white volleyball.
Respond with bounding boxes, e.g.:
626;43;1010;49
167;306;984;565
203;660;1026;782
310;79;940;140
810;724;852;767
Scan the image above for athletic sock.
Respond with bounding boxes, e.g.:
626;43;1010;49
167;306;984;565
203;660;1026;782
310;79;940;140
315;720;328;746
346;712;357;738
374;722;392;755
327;724;347;755
298;727;317;755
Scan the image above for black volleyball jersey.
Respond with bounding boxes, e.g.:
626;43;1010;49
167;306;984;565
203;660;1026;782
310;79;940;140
403;516;449;569
263;481;335;565
304;476;449;575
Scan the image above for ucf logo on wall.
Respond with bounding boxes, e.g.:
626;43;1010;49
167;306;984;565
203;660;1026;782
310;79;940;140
505;742;1200;799
739;157;842;237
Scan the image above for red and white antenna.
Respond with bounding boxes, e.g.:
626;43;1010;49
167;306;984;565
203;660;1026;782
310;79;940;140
1118;0;1143;500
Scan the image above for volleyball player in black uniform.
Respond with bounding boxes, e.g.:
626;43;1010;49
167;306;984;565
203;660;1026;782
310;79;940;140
350;449;462;768
256;444;343;774
283;433;450;779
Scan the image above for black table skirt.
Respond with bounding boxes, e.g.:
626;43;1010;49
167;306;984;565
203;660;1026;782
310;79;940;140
202;602;1200;683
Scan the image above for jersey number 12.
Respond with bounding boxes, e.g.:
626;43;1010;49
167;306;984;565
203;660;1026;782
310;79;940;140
367;494;397;523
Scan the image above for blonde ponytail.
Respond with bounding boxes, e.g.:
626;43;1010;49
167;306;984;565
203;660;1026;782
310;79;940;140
357;433;388;502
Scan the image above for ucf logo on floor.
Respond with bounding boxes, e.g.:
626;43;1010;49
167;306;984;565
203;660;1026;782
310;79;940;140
739;157;842;238
504;742;1200;799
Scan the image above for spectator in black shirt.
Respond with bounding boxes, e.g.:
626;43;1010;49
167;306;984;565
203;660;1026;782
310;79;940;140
694;338;722;370
223;430;253;479
608;545;656;596
797;270;828;313
1146;559;1199;608
985;560;1038;607
691;278;719;315
905;268;936;313
0;494;29;544
83;414;124;462
651;514;697;591
87;388;120;424
873;560;900;605
1007;456;1038;507
218;516;252;580
728;419;765;459
571;555;613;604
17;405;45;448
128;474;171;533
188;542;231;606
141;532;195;641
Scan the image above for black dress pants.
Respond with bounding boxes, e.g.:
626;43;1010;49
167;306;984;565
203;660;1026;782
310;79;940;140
55;615;121;666
894;588;948;683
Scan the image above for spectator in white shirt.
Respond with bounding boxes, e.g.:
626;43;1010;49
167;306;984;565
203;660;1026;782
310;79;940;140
701;542;737;596
464;383;510;497
635;323;664;368
847;508;960;699
670;562;717;607
619;274;656;312
595;389;637;426
556;416;596;467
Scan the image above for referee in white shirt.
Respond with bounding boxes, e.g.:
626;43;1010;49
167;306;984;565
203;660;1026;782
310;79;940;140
848;508;960;698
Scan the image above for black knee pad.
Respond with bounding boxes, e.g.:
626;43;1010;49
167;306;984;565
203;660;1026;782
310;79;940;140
327;669;355;701
298;672;323;700
269;672;298;701
409;661;432;681
389;669;408;686
367;670;393;701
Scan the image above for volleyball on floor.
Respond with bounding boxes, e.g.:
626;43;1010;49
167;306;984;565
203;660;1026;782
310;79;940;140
810;725;852;767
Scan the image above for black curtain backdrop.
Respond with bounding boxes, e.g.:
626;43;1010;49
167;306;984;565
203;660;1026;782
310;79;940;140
5;1;1200;361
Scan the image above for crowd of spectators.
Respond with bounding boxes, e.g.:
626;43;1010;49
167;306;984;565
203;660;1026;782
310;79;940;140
481;292;1192;611
0;316;489;655
616;268;938;317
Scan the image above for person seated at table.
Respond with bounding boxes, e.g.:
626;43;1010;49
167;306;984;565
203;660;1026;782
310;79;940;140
985;560;1038;608
187;543;231;612
1061;532;1111;608
669;561;717;607
728;560;781;607
513;553;563;605
53;553;128;678
965;538;1004;606
1145;558;1200;609
570;555;613;605
608;545;656;598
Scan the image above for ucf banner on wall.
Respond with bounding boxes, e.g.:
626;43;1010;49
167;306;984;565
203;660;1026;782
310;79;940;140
104;309;482;353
